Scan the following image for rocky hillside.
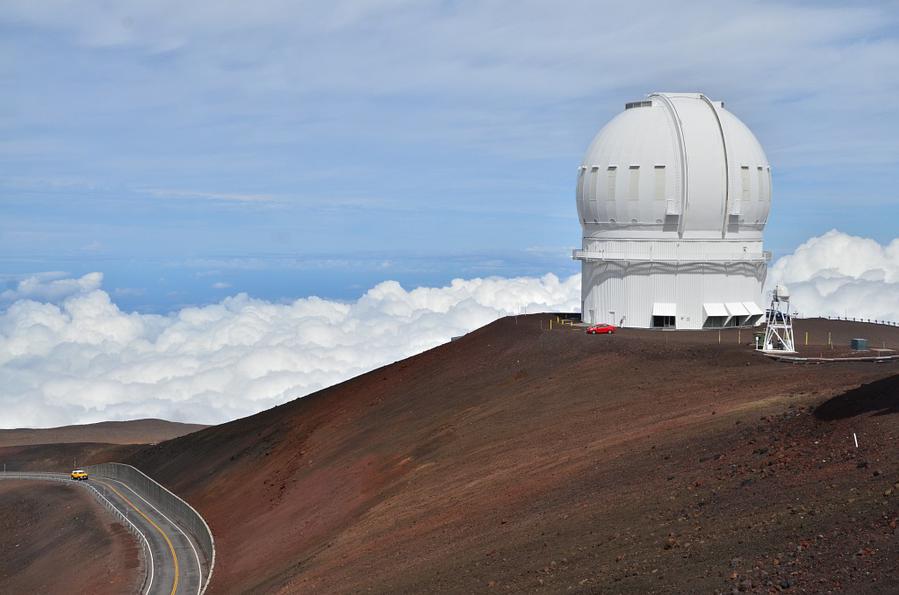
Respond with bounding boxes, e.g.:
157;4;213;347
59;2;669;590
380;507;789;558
125;315;899;593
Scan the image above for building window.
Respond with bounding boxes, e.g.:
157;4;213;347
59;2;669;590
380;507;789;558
726;315;744;327
652;315;675;328
703;316;728;328
628;165;640;201
607;166;617;201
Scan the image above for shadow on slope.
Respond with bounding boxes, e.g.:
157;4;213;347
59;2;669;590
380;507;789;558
813;374;899;420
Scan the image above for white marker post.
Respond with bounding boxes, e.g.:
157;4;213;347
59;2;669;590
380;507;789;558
853;433;858;448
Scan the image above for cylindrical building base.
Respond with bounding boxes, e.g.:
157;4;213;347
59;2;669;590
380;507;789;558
581;259;766;329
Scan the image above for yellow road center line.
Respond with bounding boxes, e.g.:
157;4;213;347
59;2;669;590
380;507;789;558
100;480;180;595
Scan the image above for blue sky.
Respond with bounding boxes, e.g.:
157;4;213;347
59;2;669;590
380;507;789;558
3;0;899;313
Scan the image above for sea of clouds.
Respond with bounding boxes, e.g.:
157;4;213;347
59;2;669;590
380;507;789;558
1;230;896;428
0;272;580;428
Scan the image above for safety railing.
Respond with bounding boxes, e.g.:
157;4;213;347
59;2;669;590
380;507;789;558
86;463;215;595
811;315;899;327
572;248;771;263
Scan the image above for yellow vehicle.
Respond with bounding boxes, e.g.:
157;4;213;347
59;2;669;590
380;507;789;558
71;469;88;481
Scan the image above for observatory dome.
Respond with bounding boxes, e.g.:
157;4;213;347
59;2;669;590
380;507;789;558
576;92;771;238
574;93;772;330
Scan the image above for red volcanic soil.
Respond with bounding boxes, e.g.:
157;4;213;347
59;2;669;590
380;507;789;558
0;442;142;473
0;418;207;473
127;316;899;593
0;418;207;448
0;480;141;594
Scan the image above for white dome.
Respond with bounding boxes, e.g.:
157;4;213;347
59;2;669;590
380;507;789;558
576;92;771;240
574;93;773;330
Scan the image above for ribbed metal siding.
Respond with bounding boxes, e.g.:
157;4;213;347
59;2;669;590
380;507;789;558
582;259;765;329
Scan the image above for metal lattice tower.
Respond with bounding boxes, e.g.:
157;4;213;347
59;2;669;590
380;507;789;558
761;285;795;352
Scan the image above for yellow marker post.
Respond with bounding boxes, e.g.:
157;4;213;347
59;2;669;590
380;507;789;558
805;331;809;346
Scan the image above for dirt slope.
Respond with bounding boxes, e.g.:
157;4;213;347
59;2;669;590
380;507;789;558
0;418;207;447
0;480;141;594
0;442;142;473
126;316;899;593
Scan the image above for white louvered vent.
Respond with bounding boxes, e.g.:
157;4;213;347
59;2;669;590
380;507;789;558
653;165;665;201
757;166;765;202
607;166;617;201
628;165;640;201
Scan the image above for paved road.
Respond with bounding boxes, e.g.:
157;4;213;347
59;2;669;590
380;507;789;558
0;472;203;595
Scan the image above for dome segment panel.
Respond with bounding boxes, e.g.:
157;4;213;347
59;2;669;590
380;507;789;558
718;109;771;232
576;93;770;240
659;93;728;237
576;100;681;235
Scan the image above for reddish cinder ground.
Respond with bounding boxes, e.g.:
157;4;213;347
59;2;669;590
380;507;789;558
0;480;141;594
0;442;142;473
0;419;207;448
0;418;208;473
124;316;899;594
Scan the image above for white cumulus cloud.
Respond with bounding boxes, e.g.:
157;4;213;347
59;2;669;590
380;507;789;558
0;273;580;428
0;272;104;303
767;230;899;321
4;230;894;429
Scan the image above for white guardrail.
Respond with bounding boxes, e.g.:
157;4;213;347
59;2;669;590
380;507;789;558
85;463;216;595
0;472;154;595
814;315;899;327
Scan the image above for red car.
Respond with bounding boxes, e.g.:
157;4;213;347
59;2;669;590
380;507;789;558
586;323;616;335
